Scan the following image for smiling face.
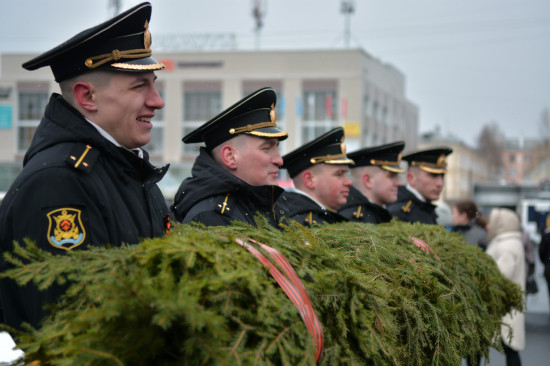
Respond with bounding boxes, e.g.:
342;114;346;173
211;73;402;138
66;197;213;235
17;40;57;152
309;164;352;211
233;135;283;186
91;71;164;149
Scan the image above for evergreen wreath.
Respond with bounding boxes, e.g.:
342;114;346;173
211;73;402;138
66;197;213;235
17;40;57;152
1;219;523;365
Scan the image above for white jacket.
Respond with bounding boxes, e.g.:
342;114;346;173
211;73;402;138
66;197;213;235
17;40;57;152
486;208;525;351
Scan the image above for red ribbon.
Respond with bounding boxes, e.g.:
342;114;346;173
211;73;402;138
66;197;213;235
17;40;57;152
235;238;324;363
410;236;440;261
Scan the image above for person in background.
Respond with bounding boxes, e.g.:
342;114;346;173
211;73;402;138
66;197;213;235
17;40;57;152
279;127;353;225
486;208;525;366
521;226;537;295
171;87;288;227
435;201;454;228
451;200;488;251
338;141;404;224
539;230;550;315
0;2;169;332
387;147;453;224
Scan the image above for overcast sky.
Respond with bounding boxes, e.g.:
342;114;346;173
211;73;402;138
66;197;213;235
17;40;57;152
1;0;549;147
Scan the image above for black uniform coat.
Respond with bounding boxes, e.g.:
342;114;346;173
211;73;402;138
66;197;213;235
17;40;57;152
539;232;550;296
338;186;393;224
0;94;170;331
171;147;286;227
387;186;437;225
279;191;347;226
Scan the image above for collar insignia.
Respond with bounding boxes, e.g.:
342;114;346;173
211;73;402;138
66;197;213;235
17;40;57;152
402;200;412;213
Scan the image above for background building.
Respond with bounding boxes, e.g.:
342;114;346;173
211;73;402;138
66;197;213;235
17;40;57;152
501;137;539;184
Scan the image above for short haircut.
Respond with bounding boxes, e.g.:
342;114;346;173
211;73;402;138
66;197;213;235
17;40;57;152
211;134;248;166
350;165;380;185
59;70;114;105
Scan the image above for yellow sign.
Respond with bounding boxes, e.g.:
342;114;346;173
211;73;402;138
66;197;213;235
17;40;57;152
343;121;360;137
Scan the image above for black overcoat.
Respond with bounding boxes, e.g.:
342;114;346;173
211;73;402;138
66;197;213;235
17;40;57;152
278;191;347;226
338;186;393;224
171;147;286;227
387;186;437;225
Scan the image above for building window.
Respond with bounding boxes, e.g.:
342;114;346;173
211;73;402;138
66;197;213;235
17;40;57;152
372;101;379;121
301;80;338;144
363;95;369;117
362;130;371;147
303;90;337;121
182;81;222;156
17;82;49;153
525;155;531;164
509;154;515;163
382;106;388;124
143;82;164;157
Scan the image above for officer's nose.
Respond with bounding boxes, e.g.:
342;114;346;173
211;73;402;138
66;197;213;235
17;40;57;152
273;150;283;167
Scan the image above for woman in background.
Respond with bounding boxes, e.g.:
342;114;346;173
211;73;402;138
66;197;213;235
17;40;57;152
451;200;488;251
486;208;525;366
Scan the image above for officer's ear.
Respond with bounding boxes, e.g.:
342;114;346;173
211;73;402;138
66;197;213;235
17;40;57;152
406;169;416;186
362;172;373;189
73;82;98;112
302;169;316;190
219;144;238;170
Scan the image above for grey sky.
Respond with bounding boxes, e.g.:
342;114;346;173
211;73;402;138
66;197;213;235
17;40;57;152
1;0;549;147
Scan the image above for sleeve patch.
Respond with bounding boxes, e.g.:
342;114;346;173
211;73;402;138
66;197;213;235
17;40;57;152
46;207;86;250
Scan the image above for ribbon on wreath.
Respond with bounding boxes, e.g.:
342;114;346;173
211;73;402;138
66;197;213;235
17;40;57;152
235;238;324;363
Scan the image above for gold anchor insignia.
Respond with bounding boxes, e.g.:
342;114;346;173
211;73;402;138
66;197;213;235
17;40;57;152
340;136;346;154
353;205;363;219
402;200;412;213
218;194;231;214
270;103;276;123
144;20;151;50
436;154;446;167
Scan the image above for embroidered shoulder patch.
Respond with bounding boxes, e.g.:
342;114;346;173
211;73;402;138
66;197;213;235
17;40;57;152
46;208;86;250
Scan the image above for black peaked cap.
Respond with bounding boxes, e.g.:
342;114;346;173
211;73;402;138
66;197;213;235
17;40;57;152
403;147;453;174
23;2;164;82
283;127;354;178
183;87;288;150
348;141;405;173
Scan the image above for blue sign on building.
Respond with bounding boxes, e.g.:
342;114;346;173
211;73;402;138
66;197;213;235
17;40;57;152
0;105;12;129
